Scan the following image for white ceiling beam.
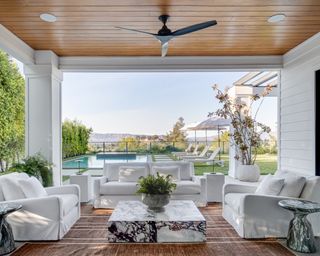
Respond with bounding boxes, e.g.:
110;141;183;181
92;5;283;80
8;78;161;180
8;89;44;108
59;56;283;72
233;71;261;85
0;25;34;64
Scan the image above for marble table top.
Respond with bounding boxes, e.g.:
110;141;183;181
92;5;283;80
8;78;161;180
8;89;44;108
279;199;320;213
109;200;205;222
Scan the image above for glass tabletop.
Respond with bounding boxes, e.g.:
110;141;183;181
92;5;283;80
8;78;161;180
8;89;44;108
279;199;320;213
0;204;22;215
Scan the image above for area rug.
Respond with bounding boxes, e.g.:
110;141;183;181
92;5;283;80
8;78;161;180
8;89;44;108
12;203;294;256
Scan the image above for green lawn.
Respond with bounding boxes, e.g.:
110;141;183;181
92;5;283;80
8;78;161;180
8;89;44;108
193;154;278;175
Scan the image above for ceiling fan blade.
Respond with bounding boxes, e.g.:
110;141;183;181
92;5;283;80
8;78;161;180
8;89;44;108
172;20;217;36
161;42;169;57
115;26;156;36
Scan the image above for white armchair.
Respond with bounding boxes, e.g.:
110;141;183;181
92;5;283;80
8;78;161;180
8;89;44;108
0;173;80;241
222;172;320;238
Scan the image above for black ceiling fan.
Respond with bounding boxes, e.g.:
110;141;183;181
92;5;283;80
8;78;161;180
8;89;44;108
116;15;217;57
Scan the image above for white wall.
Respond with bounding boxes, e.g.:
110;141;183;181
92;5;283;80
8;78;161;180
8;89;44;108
280;33;320;176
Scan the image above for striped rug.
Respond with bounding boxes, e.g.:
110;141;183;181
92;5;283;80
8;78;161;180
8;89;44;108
12;203;294;256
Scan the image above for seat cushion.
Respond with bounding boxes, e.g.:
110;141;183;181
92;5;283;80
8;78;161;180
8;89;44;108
19;177;48;198
224;193;247;214
56;194;79;216
100;182;138;195
173;181;201;195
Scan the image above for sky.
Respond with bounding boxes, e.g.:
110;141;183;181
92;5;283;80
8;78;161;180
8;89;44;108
13;58;277;137
62;72;277;136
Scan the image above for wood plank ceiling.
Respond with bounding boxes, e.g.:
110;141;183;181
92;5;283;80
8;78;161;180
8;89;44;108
1;0;320;57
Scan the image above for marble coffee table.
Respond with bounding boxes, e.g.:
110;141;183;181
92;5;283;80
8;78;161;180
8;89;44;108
107;200;206;243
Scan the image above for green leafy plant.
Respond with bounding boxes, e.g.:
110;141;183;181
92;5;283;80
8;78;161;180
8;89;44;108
136;173;177;195
10;154;53;187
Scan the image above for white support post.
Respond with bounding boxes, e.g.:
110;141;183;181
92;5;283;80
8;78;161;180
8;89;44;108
24;51;63;186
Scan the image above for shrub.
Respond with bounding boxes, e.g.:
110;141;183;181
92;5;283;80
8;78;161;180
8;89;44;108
136;173;177;195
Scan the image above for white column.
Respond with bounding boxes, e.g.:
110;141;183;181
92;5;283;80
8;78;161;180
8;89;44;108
24;51;63;186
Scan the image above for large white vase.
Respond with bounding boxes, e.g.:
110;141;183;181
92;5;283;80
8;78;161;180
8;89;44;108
236;164;260;182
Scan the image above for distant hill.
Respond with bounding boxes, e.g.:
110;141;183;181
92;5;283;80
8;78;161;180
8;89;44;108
89;133;165;143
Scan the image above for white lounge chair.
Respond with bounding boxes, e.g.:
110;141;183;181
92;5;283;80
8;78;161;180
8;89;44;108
181;145;210;160
172;143;193;156
174;144;199;157
184;148;224;171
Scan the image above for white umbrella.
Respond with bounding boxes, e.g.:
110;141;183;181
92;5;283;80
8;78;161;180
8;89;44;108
180;122;201;144
195;116;231;159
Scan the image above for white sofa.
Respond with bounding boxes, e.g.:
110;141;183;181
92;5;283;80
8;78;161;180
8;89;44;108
93;161;207;208
223;170;320;238
0;172;80;241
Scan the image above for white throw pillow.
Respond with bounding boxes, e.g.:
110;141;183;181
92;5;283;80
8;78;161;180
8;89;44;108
275;172;306;198
152;166;180;181
18;177;48;198
1;178;26;201
118;167;146;182
255;174;285;195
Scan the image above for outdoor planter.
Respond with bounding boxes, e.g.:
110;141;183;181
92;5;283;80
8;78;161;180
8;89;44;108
141;194;170;212
236;164;260;182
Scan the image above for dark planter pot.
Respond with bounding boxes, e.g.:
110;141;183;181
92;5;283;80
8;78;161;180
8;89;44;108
141;194;170;212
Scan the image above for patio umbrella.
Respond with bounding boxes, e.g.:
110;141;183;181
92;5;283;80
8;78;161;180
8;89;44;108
195;116;231;159
180;122;201;144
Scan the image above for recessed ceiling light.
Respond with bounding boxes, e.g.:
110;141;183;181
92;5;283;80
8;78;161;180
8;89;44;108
40;13;57;23
268;14;286;23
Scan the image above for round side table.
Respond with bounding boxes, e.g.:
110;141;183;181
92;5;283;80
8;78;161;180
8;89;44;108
279;199;320;253
0;204;22;255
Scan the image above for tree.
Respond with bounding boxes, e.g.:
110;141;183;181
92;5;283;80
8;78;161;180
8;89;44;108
0;51;25;171
62;120;92;158
118;137;140;152
165;117;187;143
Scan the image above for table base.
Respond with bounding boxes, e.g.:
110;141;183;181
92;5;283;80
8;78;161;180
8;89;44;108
0;217;16;255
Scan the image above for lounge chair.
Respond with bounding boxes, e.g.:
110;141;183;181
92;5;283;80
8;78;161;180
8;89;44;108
184;148;224;170
172;143;193;156
173;144;199;157
181;145;210;160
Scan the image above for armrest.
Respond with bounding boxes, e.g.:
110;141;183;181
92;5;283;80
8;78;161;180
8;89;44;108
223;183;257;197
46;184;80;198
93;176;107;197
0;196;63;221
192;175;207;199
241;194;295;217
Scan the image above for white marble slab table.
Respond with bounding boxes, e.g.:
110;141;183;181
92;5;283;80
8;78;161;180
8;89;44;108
107;200;206;243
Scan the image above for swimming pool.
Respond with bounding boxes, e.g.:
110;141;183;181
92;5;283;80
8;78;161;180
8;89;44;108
63;152;148;169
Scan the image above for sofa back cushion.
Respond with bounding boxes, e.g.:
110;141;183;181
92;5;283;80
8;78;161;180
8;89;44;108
118;167;147;182
255;174;284;196
275;171;306;198
0;172;29;201
300;176;320;202
18;177;48;198
149;162;194;180
104;162;150;181
151;166;181;181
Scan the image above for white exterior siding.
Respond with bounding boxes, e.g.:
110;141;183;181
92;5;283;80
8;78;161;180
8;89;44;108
280;33;320;176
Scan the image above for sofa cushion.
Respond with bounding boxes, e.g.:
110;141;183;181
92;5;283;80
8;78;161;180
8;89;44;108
173;181;201;195
56;194;78;216
19;177;48;198
152;166;180;181
100;182;138;195
105;163;150;181
1;178;26;201
255;174;284;196
300;177;320;202
0;172;29;201
275;172;306;198
118;167;146;182
225;193;247;214
150;162;193;180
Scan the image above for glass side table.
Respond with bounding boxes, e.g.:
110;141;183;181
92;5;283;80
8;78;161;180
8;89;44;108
0;204;22;255
279;199;320;253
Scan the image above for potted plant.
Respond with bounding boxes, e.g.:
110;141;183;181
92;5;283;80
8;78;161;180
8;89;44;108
211;84;272;181
136;173;177;212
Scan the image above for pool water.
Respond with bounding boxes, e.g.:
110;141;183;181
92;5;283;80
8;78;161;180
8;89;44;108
63;153;148;169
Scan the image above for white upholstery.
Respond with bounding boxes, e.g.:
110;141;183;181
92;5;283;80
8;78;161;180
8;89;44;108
152;166;181;181
0;172;80;241
118;167;146;182
275;171;306;198
94;162;206;208
19;177;48;198
1;178;26;201
223;170;320;238
255;174;284;195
